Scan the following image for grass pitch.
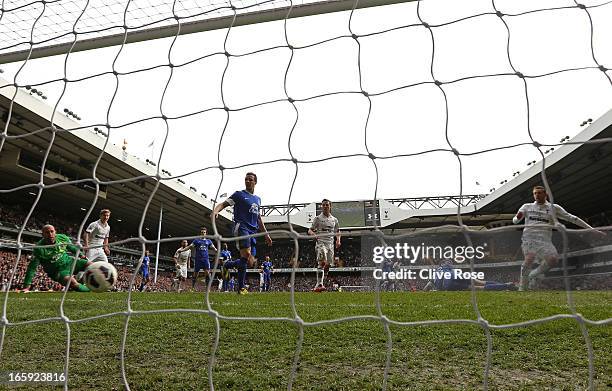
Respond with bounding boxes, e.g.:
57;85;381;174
0;291;610;390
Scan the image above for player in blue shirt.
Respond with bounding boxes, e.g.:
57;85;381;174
220;243;232;292
260;255;274;292
139;250;151;292
213;172;272;294
228;276;236;291
423;261;517;291
180;227;217;291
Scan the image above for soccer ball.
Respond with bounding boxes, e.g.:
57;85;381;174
84;262;118;292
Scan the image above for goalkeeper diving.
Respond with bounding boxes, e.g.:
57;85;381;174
18;224;93;292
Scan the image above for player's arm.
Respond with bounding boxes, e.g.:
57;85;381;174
334;219;341;249
173;250;179;265
82;230;90;249
308;217;318;236
512;205;527;224
212;200;231;219
179;243;195;253
64;237;84;257
83;222;96;249
209;242;218;253
103;236;110;255
257;215;272;246
21;253;41;292
554;205;605;234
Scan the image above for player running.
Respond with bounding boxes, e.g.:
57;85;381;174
172;240;191;292
513;185;602;291
20;224;92;292
212;172;272;295
138;250;151;292
83;209;111;262
180;227;217;291
308;199;340;292
260;255;274;292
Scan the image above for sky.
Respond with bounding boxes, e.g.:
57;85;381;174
1;0;611;207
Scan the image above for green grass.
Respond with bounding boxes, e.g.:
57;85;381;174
0;291;610;390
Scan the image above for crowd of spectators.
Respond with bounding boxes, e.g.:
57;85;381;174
0;200;178;265
0;250;63;291
2;200;611;292
254;237;362;269
2;247;610;292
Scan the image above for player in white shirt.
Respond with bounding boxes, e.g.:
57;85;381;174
83;209;111;262
513;186;601;290
308;199;341;291
172;240;191;292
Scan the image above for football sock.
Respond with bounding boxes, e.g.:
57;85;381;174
237;258;247;290
519;263;531;290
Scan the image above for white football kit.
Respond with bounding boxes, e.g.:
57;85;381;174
173;247;190;278
516;201;587;258
85;219;110;262
310;213;339;264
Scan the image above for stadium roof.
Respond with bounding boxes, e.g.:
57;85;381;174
474;108;612;218
0;77;234;238
2;75;611;235
259;107;612;231
386;106;612;230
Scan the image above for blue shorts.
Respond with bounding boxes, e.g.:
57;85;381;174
141;267;149;279
194;259;210;272
442;278;470;291
233;223;257;255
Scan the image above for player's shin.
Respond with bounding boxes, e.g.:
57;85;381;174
237;258;247;291
519;263;531;291
530;261;551;278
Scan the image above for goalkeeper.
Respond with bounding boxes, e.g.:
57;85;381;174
19;224;93;292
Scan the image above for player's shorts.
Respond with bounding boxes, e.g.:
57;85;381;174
434;277;471;291
194;259;210;272
175;264;187;279
315;242;334;265
521;240;558;260
51;258;90;283
86;248;108;263
233;223;257;255
263;272;272;282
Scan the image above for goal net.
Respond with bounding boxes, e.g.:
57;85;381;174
0;0;611;389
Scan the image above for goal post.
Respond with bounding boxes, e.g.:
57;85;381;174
0;0;416;65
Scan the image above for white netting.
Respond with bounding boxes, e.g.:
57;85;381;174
0;0;611;389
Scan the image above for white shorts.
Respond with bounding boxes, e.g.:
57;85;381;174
521;240;558;260
87;248;108;263
175;264;187;279
315;242;334;265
